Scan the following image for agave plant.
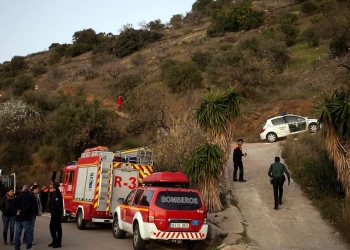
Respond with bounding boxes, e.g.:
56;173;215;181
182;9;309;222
315;88;350;196
194;87;247;160
183;142;225;212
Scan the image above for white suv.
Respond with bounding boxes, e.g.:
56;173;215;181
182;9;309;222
260;114;319;142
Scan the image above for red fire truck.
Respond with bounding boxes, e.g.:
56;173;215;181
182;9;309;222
51;146;153;229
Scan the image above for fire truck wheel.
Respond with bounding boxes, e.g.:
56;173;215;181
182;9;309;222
133;222;146;250
76;210;86;230
61;215;68;223
112;216;126;239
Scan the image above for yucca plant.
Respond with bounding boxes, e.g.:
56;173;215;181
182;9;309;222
315;88;350;196
194;87;247;159
183;142;225;212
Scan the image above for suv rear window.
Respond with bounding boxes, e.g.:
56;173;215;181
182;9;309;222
155;191;203;210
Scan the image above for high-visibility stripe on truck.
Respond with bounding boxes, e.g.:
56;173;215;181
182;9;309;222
113;162;153;183
93;163;102;209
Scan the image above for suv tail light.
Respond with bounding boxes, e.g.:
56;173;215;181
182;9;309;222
261;128;266;133
148;209;155;223
203;210;207;224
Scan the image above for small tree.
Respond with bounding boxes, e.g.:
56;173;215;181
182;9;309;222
10;56;26;75
301;1;318;16
170;14;183;29
279;19;300;46
147;19;165;31
72;28;98;46
302;26;320;47
161;59;203;93
76;62;96;81
11;75;34;96
191;50;213;71
102;61;126;79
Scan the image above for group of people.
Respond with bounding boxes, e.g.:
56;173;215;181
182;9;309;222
0;181;63;249
233;138;291;210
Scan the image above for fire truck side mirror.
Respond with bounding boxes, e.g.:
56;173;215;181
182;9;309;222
118;198;124;204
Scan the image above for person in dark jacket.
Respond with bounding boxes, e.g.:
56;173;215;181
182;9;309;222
233;139;247;182
1;188;16;245
268;156;291;210
41;185;49;213
23;185;42;245
13;185;35;250
48;182;63;248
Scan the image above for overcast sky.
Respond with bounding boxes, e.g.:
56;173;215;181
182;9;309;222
0;0;194;63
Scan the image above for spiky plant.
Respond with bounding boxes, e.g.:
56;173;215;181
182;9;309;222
183;142;225;212
194;87;247;160
315;88;350;196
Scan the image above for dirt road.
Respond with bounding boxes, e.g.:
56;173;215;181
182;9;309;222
225;143;348;250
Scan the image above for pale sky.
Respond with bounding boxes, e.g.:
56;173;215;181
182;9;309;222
0;0;195;63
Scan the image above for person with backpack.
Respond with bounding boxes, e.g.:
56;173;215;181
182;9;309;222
1;188;16;245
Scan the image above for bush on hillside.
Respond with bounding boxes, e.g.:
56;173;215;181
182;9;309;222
329;33;350;57
48;52;61;66
0;77;14;90
72;28;98;47
170;14;183;29
0;143;33;169
301;1;318;15
45;97;122;165
207;1;264;37
302;26;320;47
191;50;213;71
113;28;163;58
161;59;203;93
12;75;34;96
279;19;300;46
112;73;143;96
38;147;55;164
31;64;47;77
281;133;344;204
65;43;93;57
147;19;165;31
10;56;26;75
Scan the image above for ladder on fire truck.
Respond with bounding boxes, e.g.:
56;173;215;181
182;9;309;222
80;147;114;212
114;147;153;165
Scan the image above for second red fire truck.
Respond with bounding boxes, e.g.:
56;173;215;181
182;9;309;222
51;146;153;229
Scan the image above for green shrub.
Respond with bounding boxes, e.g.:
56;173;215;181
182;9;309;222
161;60;203;93
112;73;143;95
302;27;320;47
279;12;298;24
238;37;259;53
113;28;163;58
65;43;93;57
301;1;318;15
279;20;299;46
0;143;33;169
329;34;349;57
0;77;14;90
31;64;47;77
207;1;264;37
48;52;61;66
38;147;55;163
12;75;33;96
191;50;213;71
10;56;26;75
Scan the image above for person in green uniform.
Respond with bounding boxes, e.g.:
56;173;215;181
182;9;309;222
268;156;291;210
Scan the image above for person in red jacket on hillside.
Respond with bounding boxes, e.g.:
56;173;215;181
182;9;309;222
233;139;247;182
117;95;123;110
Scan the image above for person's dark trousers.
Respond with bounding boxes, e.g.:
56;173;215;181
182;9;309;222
2;214;15;243
41;197;48;213
14;220;32;250
50;213;62;246
273;178;284;208
233;161;244;180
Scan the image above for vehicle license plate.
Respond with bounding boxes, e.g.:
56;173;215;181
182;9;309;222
170;223;189;228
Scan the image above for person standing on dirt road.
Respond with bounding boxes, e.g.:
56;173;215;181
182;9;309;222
268;156;291;210
233;139;247;182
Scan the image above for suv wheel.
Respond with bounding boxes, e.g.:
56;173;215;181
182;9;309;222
133;222;146;250
267;132;277;143
112;215;126;239
309;123;318;133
